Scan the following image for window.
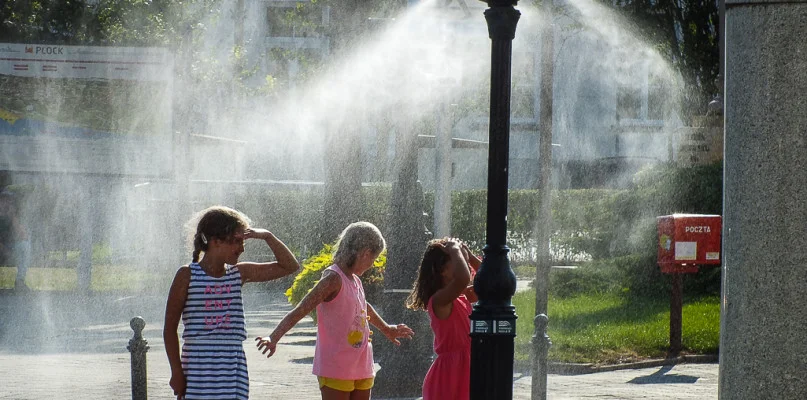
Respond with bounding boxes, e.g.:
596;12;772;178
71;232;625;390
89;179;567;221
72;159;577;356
617;85;642;120
616;61;668;124
647;74;667;120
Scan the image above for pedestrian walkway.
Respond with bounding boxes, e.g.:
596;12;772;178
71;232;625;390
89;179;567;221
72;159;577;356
0;290;718;399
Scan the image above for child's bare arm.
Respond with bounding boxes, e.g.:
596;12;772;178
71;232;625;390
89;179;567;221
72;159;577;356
462;284;478;303
430;241;472;317
255;271;341;357
163;266;190;398
238;229;300;283
461;243;480;303
367;303;414;345
463;243;482;272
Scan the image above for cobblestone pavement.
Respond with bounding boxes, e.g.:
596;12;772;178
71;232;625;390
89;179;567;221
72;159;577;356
0;290;718;399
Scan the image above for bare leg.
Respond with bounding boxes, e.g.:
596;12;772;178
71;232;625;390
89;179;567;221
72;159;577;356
349;389;371;400
320;385;350;400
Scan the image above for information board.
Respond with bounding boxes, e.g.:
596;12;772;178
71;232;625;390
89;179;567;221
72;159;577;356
0;43;173;176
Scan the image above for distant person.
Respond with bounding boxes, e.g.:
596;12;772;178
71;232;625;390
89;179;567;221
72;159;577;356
163;206;300;400
406;238;480;400
0;189;31;291
255;221;414;400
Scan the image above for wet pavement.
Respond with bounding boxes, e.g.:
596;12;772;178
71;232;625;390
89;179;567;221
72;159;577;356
0;290;718;399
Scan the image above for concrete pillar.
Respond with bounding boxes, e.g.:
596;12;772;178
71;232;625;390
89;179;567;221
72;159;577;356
433;102;453;238
721;1;807;398
77;178;96;292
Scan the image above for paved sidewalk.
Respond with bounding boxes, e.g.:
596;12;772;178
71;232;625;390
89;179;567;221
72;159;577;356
0;290;718;399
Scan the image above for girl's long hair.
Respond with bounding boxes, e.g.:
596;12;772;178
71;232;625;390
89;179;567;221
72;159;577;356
188;206;251;263
333;221;386;269
406;238;451;311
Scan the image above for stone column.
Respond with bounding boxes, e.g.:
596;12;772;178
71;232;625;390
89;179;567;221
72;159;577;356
77;177;96;292
721;1;807;398
373;124;433;398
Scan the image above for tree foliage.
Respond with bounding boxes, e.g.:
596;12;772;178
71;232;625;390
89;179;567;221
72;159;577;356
1;0;91;44
0;0;216;46
597;0;720;117
0;0;280;102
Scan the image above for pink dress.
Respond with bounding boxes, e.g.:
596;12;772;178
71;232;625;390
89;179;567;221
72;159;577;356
422;295;472;400
312;264;374;380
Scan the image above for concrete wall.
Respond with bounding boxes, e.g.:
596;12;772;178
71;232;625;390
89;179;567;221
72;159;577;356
720;1;807;398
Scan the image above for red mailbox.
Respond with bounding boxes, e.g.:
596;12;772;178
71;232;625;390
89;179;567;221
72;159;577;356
657;214;722;274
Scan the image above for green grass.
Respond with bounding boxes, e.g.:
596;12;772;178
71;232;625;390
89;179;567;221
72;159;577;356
512;264;537;279
0;265;173;292
513;289;720;365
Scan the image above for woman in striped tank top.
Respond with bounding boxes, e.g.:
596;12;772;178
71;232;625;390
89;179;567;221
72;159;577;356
256;221;415;400
164;206;300;399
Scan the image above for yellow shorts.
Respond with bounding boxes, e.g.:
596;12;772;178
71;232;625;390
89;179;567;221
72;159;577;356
317;376;375;392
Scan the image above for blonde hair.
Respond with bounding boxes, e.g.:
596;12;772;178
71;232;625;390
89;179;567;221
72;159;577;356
188;206;251;262
333;221;385;269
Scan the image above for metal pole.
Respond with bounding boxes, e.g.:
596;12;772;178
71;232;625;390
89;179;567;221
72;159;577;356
534;0;555;320
533;0;554;398
470;0;520;399
531;314;551;399
128;316;150;400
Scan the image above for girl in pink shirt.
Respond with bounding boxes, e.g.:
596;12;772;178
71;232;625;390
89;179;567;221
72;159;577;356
406;238;480;400
256;221;414;400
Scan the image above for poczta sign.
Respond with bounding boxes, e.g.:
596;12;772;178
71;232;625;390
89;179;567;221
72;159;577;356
657;214;722;274
685;225;711;233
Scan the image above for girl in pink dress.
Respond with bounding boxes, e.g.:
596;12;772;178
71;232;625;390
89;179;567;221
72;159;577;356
255;221;414;400
407;238;480;400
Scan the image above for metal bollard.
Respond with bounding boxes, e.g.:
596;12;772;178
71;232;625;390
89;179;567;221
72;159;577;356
531;314;552;400
128;316;150;400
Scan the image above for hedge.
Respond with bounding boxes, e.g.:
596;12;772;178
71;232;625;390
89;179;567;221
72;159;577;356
226;161;722;297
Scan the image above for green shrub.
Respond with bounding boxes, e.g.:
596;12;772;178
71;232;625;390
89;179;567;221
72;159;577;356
611;253;668;297
549;262;624;298
284;243;387;323
551;189;623;261
633;161;723;216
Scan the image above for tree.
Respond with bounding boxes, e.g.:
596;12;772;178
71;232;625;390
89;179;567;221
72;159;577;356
597;0;720;118
316;0;407;241
0;0;95;44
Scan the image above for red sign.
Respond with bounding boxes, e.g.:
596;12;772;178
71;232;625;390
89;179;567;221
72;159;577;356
657;214;722;274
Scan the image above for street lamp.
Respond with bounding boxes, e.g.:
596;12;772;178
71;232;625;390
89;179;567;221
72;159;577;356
469;0;521;399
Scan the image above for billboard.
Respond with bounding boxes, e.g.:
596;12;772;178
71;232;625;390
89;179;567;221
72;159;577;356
0;43;174;176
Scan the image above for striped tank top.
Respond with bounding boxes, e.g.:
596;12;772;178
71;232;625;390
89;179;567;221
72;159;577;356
181;262;249;399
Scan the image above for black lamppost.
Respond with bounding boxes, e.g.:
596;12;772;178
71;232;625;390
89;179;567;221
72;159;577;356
469;0;520;399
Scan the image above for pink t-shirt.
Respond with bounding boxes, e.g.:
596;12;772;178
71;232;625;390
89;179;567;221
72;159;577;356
312;264;374;380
